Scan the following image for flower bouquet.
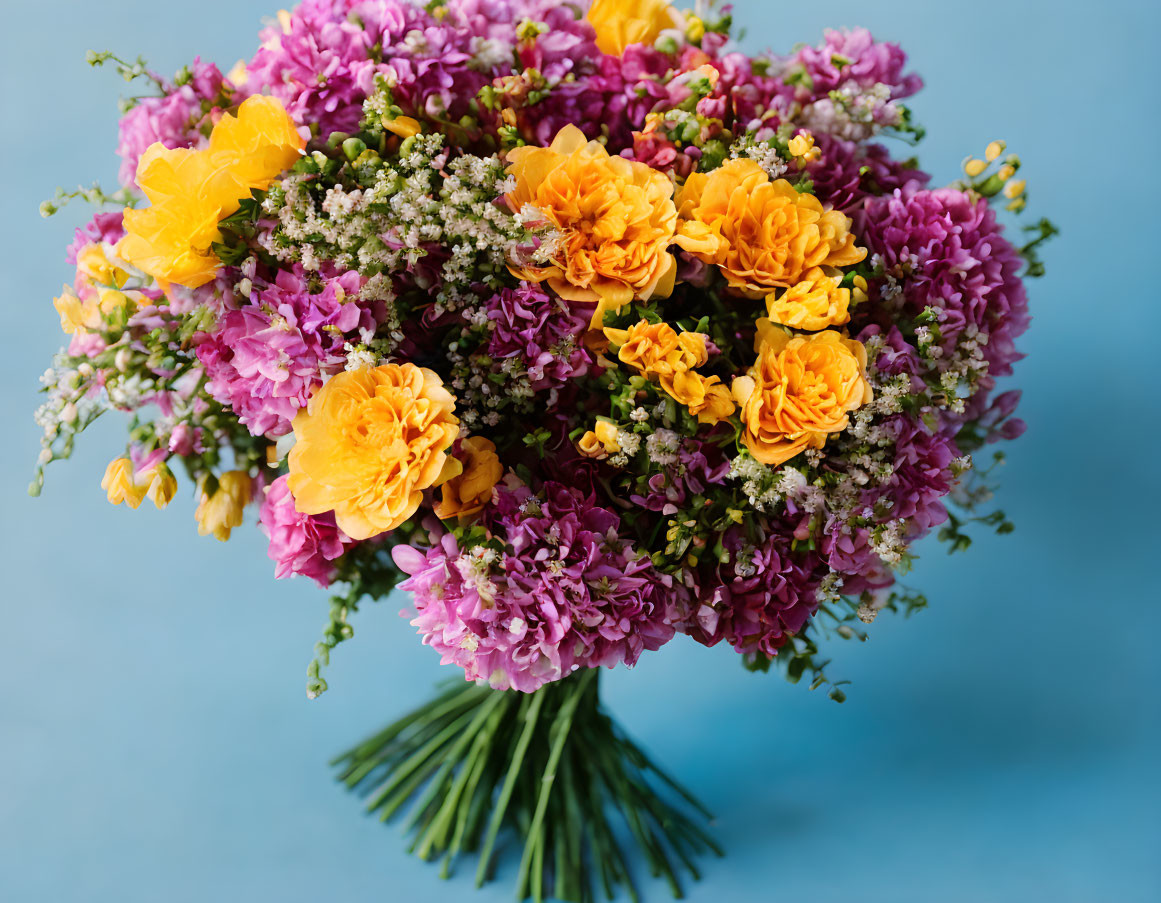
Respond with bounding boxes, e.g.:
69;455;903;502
32;0;1053;899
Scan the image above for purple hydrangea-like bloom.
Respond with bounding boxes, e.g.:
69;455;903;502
116;59;229;189
394;480;683;692
196;266;376;437
805;133;929;211
860;185;1030;380
260;475;354;586
682;527;825;657
870;415;958;533
790;27;921;100
485;283;593;392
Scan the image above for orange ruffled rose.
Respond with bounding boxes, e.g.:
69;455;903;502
287;364;460;540
604;320;735;424
505;125;678;327
765;266;852;331
434;436;503;520
732;324;871;466
118;95;304;291
674;158;865;298
587;0;682;56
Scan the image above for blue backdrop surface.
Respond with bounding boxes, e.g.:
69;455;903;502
1;1;1159;900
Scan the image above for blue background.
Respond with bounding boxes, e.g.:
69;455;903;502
2;1;1159;900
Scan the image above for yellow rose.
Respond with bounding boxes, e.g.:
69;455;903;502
505;125;678;327
287;364;460;540
765;267;852;331
587;0;681;56
196;470;253;541
118;95;304;291
434;436;503;521
102;457;148;509
732;327;871;466
674;159;865;297
603;319;736;424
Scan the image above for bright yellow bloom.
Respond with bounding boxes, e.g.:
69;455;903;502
963;158;987;178
604;319;736;424
434;436;503;521
54;243;138;335
674;159;865;298
196;470;252;541
997;163;1015;181
731;326;871;466
586;0;680;56
985;140;1006;162
384;115;421;139
141;463;178;509
1004;178;1026;199
787;132;821;163
102;457;148;509
505;124;678;327
118;95;304;291
765;267;851;331
577;421;622;459
287;364;460;540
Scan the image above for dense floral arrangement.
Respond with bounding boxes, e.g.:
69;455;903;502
33;0;1052;898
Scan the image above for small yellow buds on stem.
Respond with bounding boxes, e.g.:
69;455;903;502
787;131;821;164
102;457;178;510
195;471;253;541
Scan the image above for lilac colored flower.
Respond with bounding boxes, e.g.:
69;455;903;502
867;414;958;533
260;475;354;586
116;58;228;189
805;133;929;211
395;480;682;691
196;266;377;437
630;433;730;514
682;527;825;657
789;28;921;100
485;283;593;392
860;185;1030;379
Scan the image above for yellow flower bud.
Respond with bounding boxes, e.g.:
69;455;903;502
985;140;1005;162
997;164;1015;181
1003;178;1026;199
576;430;608;460
594;420;622;453
195;471;252;542
787;132;819;162
384;115;421;139
102;457;147;509
963;158;987;178
141;463;178;510
685;14;706;42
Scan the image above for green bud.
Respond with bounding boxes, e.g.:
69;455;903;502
342;137;367;160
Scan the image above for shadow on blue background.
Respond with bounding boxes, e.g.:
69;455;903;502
1;1;1158;900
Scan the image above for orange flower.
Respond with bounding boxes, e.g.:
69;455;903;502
731;326;871;466
765;267;852;331
505;125;678;327
604;319;735;424
118;95;304;290
434;436;503;520
674;159;865;297
286;364;459;540
577;420;622;459
586;0;681;56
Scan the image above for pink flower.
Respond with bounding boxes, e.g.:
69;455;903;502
260;475;354;586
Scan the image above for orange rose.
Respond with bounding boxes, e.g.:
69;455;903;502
765;267;852;331
674;159;865;297
287;364;459;540
732;326;871;466
587;0;682;56
434;436;503;520
505;125;678;327
604;319;735;424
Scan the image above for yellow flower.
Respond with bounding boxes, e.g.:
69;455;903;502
674;158;865;298
384;115;421;139
603;319;736;424
102;457;148;509
196;470;252;541
141;463;178;509
118;95;304;291
985;140;1006;162
577;420;622;459
54;244;138;335
434;436;503;521
731;326;871;466
287;364;460;540
765;267;851;331
505;124;678;327
963;158;987;178
787;132;821;163
586;0;681;56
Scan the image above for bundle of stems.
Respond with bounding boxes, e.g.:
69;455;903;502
332;670;721;902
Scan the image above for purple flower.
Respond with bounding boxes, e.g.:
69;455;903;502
630;433;730;514
485;283;593;392
196;266;377;437
789;28;921;101
65;212;125;265
682;527;824;657
260;475;354;586
395;480;682;691
805;133;929;211
116;58;228;189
